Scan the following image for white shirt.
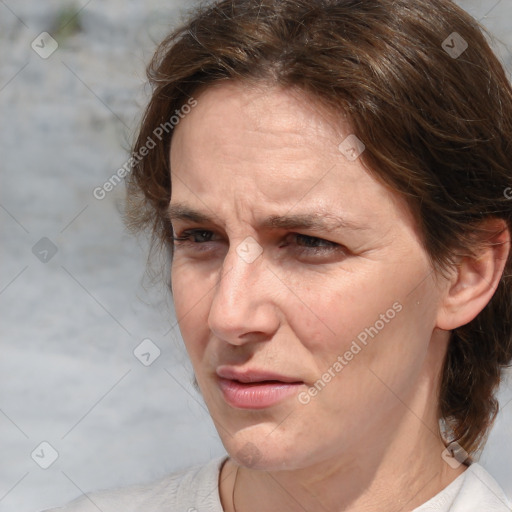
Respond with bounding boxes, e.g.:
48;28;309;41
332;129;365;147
44;456;512;511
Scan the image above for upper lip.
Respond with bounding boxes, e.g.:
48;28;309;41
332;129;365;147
216;367;303;384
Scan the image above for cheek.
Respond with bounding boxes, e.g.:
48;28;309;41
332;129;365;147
290;264;435;381
171;261;212;356
284;270;392;355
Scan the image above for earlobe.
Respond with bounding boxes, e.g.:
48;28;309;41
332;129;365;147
436;218;510;331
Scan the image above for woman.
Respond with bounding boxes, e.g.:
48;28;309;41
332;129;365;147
49;0;512;510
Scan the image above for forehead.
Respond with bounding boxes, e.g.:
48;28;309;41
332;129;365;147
168;81;414;234
172;80;348;160
171;81;359;187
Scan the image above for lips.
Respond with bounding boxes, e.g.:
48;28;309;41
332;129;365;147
217;367;302;384
216;367;304;409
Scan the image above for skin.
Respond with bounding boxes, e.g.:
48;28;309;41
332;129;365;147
168;80;510;512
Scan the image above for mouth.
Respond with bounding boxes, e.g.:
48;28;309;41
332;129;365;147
216;368;304;409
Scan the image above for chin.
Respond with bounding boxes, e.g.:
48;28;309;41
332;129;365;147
220;427;309;471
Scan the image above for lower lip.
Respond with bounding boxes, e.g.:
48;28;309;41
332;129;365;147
218;378;303;409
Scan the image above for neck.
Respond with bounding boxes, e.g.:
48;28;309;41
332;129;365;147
223;420;466;512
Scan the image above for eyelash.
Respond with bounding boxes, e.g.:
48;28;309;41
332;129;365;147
172;229;341;255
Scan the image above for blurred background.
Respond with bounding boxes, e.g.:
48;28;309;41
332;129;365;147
0;1;511;511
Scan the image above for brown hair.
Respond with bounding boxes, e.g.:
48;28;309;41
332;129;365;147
126;0;512;456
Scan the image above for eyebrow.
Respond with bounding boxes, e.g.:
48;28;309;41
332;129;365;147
168;203;369;233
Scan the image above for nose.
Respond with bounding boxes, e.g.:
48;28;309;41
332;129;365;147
207;245;280;346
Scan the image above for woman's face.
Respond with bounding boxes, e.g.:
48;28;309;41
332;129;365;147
169;81;449;470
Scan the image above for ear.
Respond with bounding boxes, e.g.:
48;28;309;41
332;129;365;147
436;218;510;330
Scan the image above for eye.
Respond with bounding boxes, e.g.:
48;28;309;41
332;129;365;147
282;233;345;259
172;229;347;262
173;229;217;244
294;234;337;249
173;229;213;243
